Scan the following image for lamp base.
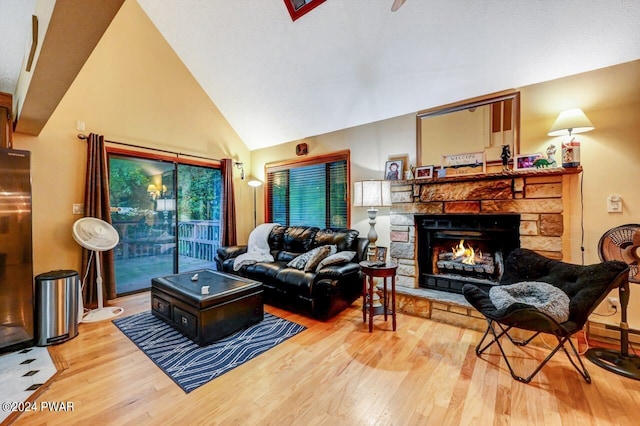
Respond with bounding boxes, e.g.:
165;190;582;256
81;306;124;323
585;348;640;381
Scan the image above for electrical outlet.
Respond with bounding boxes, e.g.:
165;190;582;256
607;297;620;312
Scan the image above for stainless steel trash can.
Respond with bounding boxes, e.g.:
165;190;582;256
35;270;80;346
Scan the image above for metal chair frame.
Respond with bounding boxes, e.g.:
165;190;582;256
476;318;590;384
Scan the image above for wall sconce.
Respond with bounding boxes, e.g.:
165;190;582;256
548;108;594;167
235;162;245;180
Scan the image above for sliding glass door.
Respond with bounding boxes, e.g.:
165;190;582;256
176;163;222;273
109;153;222;295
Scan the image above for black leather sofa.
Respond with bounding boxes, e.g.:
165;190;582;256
215;226;369;320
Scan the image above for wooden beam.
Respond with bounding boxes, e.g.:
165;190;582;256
0;91;13;148
15;0;125;135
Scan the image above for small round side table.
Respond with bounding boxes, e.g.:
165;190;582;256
359;261;398;332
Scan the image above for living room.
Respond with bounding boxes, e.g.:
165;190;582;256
2;0;640;424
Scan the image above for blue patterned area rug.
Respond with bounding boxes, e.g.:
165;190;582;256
113;311;306;393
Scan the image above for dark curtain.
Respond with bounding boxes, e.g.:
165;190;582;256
81;133;116;305
221;158;237;246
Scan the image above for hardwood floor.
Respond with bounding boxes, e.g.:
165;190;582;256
13;292;640;425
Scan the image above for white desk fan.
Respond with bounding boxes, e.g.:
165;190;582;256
72;217;124;322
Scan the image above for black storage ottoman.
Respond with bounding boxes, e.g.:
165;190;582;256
151;269;263;346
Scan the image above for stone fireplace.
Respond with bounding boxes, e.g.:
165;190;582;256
387;167;581;327
416;213;520;294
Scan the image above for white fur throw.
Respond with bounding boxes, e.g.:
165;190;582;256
489;281;570;323
233;223;280;271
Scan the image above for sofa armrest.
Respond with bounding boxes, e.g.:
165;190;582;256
216;245;248;260
316;262;361;279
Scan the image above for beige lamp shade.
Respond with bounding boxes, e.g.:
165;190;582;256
547;108;595;137
353;180;392;207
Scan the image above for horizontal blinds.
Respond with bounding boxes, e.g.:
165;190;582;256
289;164;325;227
267;157;348;229
268;170;288;225
327;160;348;228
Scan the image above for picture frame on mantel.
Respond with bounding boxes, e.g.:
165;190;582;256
284;0;326;21
441;151;486;177
415;165;434;180
384;160;403;180
514;153;543;171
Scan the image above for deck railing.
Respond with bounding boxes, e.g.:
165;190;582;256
113;219;221;262
178;220;221;261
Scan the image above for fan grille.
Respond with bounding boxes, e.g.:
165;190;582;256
599;224;640;283
73;218;119;251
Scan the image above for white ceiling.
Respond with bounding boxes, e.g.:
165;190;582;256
0;0;36;94
2;0;640;150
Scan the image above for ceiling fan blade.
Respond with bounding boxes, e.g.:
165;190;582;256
391;0;406;12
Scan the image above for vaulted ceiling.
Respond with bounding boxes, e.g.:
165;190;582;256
1;0;639;150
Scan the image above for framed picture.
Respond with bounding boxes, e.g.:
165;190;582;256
384;160;403;180
284;0;326;21
441;151;485;176
514;153;543;170
414;165;434;180
375;246;387;263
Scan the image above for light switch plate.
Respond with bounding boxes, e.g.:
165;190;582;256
72;203;84;215
607;195;622;213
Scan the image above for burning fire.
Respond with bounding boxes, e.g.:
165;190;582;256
451;240;482;265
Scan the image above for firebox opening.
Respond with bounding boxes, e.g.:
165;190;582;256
416;214;520;294
433;238;502;280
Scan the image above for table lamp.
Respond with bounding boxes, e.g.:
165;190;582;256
547;108;594;167
353;180;392;253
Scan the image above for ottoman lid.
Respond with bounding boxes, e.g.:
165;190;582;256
153;269;262;307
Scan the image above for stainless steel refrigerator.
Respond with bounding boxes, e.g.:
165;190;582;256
0;148;33;352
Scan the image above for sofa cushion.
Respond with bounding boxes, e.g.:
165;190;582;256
245;261;287;283
313;229;359;252
316;250;356;272
304;245;337;272
275;268;315;298
268;225;288;251
283;226;319;253
274;251;297;262
287;245;330;270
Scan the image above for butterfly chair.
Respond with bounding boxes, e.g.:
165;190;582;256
462;248;629;384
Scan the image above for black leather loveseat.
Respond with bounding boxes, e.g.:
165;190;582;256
215;226;369;320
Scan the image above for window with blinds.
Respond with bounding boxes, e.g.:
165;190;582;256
266;152;349;229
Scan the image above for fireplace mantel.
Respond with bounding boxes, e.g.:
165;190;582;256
410;165;582;185
388;166;582;290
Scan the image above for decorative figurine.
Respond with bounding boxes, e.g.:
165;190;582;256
533;144;558;168
500;144;511;171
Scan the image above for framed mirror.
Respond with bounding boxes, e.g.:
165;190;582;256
416;90;520;167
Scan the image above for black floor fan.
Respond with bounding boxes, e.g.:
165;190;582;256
585;224;640;380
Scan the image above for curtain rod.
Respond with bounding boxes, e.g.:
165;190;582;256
77;133;224;163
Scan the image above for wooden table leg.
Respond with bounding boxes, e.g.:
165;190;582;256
362;274;367;323
383;276;388;322
368;275;374;333
392;275;396;331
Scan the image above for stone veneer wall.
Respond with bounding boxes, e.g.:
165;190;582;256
388;168;581;290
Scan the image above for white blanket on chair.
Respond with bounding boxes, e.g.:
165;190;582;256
233;223;280;271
